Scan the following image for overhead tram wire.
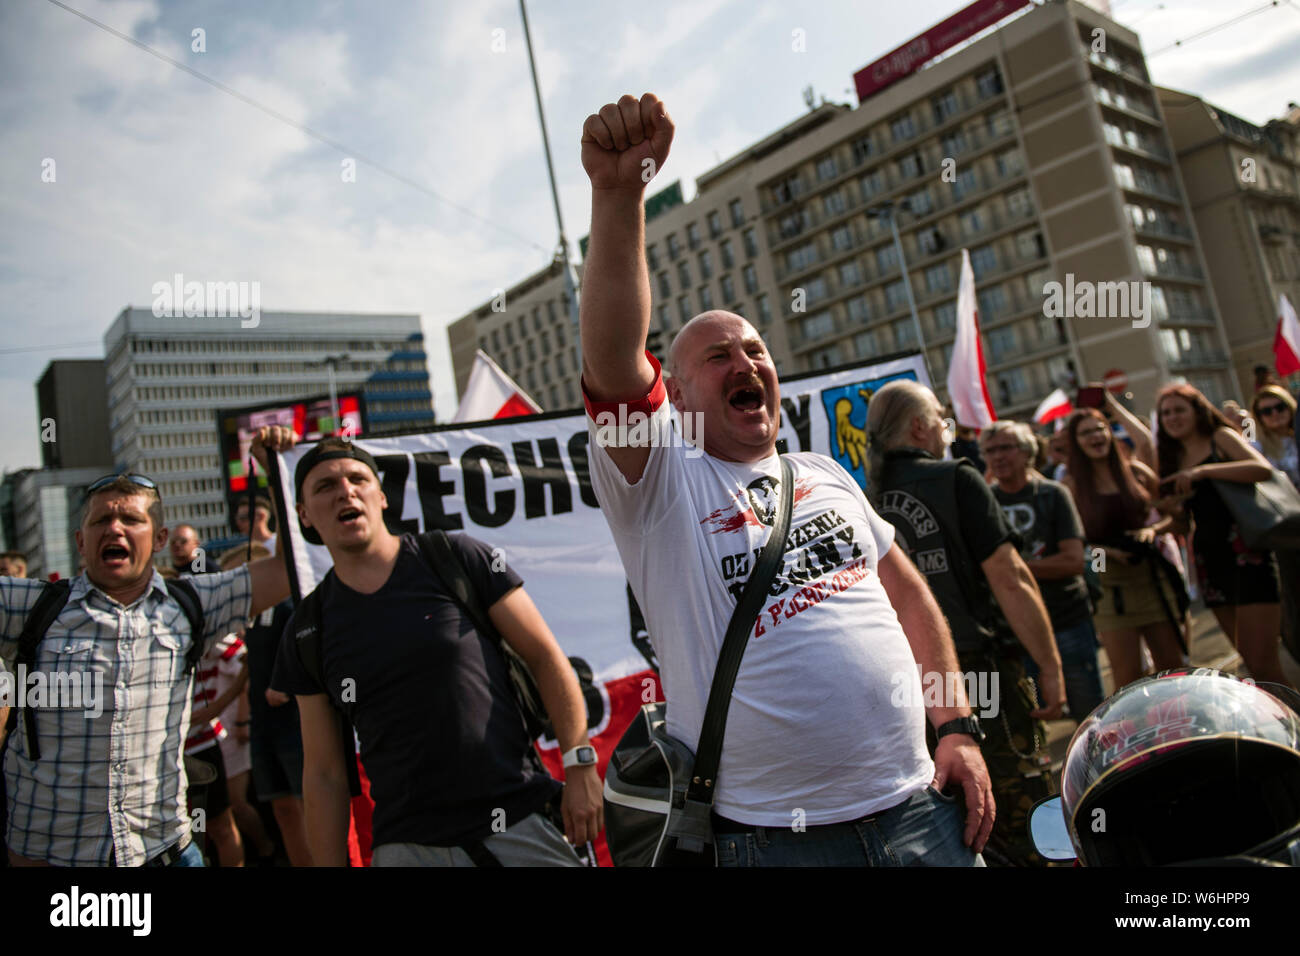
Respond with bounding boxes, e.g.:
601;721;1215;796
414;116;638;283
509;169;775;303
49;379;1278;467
0;340;103;356
1146;1;1285;57
41;0;550;256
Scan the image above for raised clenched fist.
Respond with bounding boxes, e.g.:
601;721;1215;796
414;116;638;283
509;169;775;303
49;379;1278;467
581;93;674;191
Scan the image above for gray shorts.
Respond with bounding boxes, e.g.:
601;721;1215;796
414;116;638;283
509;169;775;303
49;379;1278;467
371;812;583;867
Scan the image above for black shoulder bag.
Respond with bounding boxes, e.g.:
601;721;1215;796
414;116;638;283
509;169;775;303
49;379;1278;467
603;456;793;867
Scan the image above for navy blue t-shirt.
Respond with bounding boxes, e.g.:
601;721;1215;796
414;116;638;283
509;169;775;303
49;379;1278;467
273;533;560;848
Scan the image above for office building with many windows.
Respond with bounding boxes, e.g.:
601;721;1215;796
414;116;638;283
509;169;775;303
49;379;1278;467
454;0;1254;419
103;307;434;546
447;257;583;412
1157;91;1300;395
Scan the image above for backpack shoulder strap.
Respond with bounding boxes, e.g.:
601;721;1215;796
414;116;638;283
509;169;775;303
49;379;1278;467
414;531;499;645
13;580;72;760
16;580;72;671
164;577;205;674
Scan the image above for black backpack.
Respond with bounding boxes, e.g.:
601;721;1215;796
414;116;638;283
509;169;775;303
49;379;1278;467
3;577;204;761
291;530;555;795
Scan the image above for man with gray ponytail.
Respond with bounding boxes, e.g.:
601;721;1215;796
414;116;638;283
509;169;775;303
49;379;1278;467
867;379;1065;867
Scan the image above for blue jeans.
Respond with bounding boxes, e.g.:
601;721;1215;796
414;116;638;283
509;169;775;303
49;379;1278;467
1025;617;1104;721
168;840;205;867
714;787;985;867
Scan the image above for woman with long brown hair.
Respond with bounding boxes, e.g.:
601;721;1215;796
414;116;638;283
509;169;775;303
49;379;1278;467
1063;408;1185;690
1156;383;1290;687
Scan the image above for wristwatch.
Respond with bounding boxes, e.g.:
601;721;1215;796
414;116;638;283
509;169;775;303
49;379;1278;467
562;745;597;769
936;716;986;743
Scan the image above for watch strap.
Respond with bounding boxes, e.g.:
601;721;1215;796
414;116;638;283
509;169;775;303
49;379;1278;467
936;716;984;740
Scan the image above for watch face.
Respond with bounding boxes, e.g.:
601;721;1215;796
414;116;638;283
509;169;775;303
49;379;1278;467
578;746;596;764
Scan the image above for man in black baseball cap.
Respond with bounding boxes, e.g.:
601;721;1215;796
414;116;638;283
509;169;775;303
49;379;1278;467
278;436;602;866
292;438;380;546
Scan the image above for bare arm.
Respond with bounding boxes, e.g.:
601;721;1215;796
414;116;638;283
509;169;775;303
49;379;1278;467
246;554;290;618
1025;538;1085;580
1101;388;1154;469
579;93;675;483
297;693;352;866
489;588;589;752
489;586;601;846
980;542;1064;718
1201;427;1274;482
1165;427;1273;495
878;546;970;727
878;545;993;852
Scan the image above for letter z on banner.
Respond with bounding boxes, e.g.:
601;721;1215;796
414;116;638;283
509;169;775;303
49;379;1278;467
269;351;929;865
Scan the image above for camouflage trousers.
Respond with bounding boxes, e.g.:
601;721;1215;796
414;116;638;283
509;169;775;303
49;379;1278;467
949;647;1056;867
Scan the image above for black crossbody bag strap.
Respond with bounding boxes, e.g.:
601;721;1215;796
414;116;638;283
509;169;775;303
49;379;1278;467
686;456;793;806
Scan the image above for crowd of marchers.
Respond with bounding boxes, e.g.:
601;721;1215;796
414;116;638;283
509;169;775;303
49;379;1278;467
1;92;1296;868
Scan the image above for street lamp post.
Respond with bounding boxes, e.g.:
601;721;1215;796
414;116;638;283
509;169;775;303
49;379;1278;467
866;199;934;387
520;0;582;363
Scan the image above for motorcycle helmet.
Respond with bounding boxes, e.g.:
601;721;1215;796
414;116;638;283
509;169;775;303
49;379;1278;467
1057;669;1300;866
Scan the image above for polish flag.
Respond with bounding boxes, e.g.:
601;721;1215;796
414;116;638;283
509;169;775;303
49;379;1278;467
1275;294;1300;377
947;249;996;428
450;350;542;423
1033;388;1073;425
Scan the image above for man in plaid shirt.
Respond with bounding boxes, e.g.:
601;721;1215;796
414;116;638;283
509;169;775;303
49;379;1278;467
0;426;296;867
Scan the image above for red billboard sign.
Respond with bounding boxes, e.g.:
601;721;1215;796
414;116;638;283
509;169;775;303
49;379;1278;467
853;0;1031;103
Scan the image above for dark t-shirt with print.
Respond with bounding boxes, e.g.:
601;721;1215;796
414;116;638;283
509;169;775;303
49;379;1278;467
273;532;560;849
992;478;1091;630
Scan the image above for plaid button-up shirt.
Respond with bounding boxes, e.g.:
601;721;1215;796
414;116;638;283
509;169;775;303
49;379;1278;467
0;568;251;866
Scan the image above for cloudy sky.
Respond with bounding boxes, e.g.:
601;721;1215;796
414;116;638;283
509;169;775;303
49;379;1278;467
2;0;1298;475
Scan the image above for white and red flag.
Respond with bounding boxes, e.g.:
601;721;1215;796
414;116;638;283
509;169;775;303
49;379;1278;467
1275;293;1300;377
946;248;996;428
1033;388;1072;425
450;350;543;422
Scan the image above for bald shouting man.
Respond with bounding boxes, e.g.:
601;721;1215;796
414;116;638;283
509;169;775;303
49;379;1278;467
578;93;993;867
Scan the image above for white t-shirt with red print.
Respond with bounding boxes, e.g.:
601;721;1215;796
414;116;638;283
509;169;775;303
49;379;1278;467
584;359;933;825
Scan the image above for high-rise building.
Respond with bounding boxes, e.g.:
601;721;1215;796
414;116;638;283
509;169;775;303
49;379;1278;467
103;307;434;545
36;360;113;470
745;0;1234;414
453;0;1251;420
1156;91;1300;395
